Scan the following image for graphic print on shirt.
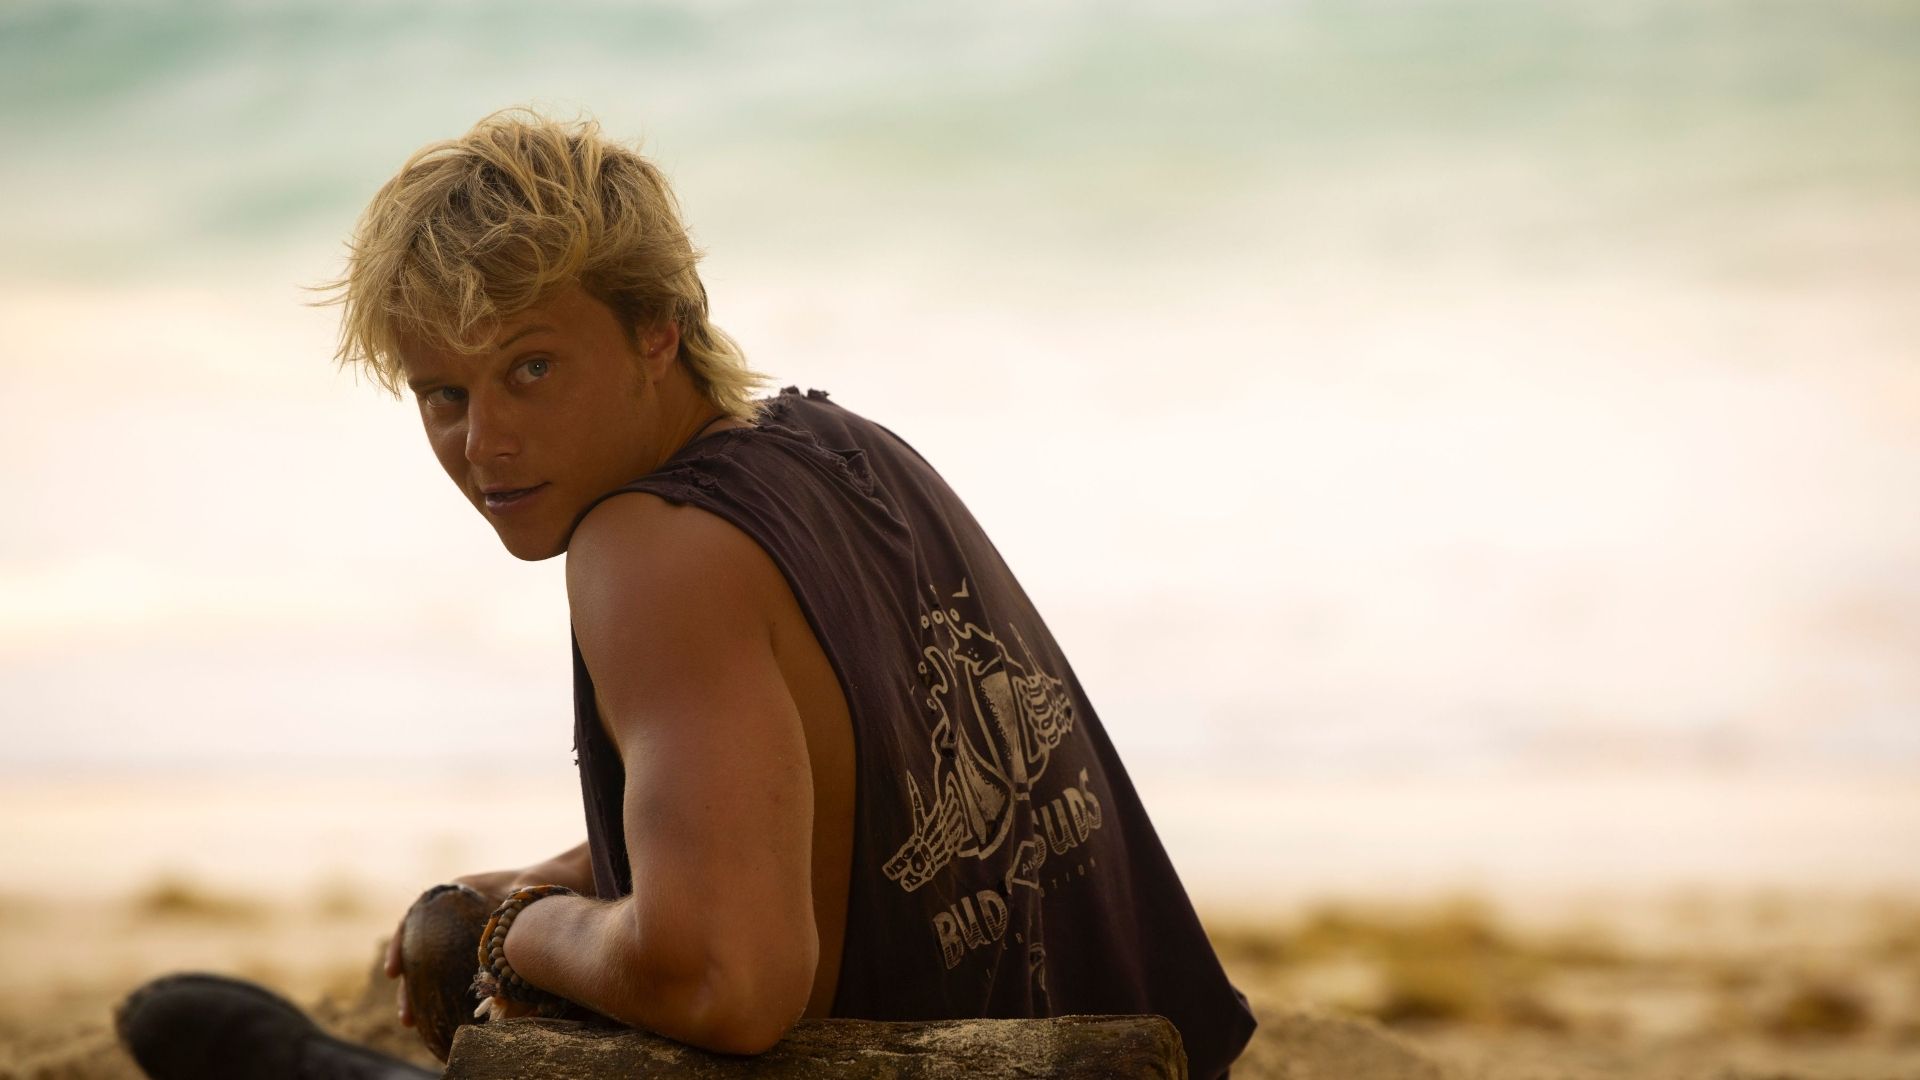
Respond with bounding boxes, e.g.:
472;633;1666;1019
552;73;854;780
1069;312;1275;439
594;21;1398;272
884;578;1106;989
879;572;1105;883
885;578;1080;891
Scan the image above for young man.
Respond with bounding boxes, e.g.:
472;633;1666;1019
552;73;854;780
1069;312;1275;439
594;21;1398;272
117;110;1255;1079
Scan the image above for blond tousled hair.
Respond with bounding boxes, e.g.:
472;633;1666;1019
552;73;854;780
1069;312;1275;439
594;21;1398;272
319;108;766;419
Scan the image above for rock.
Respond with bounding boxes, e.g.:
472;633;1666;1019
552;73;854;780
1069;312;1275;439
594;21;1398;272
444;1014;1191;1079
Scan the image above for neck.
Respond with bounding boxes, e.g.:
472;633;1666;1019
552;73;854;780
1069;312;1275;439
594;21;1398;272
651;369;737;461
689;412;733;442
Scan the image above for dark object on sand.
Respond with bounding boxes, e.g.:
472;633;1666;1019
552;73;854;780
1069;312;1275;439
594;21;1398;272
401;881;495;1062
115;972;435;1080
443;1014;1191;1079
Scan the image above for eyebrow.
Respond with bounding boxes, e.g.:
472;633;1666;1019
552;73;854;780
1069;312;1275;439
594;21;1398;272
404;324;557;391
496;324;556;351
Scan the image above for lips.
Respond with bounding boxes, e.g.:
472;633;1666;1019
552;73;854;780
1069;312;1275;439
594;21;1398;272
481;483;548;513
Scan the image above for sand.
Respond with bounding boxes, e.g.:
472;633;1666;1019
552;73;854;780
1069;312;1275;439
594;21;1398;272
7;767;1919;1076
7;884;1920;1080
8;767;1920;1077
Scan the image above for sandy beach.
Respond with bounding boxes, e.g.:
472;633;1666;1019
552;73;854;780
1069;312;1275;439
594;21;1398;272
6;769;1919;1079
7;884;1920;1079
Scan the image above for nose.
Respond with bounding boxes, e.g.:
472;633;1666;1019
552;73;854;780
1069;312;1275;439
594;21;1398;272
464;387;521;465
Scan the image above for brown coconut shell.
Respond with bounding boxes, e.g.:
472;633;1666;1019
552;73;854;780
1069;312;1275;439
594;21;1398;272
400;882;494;1062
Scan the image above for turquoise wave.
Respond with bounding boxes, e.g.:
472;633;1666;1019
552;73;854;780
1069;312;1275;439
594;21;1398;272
2;0;1915;280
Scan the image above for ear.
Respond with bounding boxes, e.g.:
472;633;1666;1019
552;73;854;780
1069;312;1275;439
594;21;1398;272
637;319;681;383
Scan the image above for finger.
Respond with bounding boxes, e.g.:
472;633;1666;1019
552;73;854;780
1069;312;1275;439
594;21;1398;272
383;920;405;978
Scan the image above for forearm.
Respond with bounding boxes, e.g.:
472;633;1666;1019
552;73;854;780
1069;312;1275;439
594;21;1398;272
516;840;596;894
454;840;596;900
502;892;801;1054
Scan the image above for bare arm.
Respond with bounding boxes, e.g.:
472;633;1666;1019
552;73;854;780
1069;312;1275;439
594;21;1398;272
502;494;818;1054
454;840;597;899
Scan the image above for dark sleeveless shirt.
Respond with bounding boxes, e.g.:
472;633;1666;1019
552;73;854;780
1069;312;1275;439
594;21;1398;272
569;388;1256;1078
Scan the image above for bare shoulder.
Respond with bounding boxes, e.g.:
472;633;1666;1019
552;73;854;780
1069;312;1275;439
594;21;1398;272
568;493;775;610
565;493;787;703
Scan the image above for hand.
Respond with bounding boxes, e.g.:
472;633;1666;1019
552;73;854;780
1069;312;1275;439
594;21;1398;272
382;912;415;1028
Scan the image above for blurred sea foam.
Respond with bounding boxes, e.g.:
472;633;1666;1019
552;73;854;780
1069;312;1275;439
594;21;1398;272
2;0;1917;798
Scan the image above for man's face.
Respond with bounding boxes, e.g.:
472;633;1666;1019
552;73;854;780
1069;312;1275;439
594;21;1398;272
399;286;673;561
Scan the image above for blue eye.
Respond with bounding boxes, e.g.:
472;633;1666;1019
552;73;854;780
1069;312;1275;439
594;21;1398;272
515;358;551;383
422;386;465;407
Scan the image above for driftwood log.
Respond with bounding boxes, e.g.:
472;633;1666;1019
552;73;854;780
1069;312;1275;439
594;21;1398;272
444;1014;1189;1079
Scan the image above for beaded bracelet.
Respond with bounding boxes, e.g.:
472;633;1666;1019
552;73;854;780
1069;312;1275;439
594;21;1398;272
470;884;578;1021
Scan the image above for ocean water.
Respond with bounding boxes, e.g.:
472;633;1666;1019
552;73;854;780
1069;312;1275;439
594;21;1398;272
5;0;1916;280
2;0;1918;794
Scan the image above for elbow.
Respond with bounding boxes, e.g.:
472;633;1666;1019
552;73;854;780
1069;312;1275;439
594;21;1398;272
610;936;816;1056
686;996;799;1056
685;945;816;1055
